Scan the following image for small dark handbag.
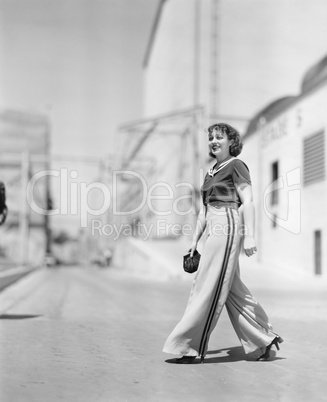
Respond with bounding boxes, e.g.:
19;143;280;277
183;250;201;273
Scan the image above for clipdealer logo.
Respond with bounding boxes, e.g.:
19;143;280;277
26;169;201;227
26;166;302;236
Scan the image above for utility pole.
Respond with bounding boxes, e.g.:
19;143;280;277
192;110;203;222
210;0;219;118
192;1;202;225
20;151;30;264
194;0;200;107
45;115;52;256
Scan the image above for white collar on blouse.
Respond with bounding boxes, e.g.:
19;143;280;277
208;157;235;177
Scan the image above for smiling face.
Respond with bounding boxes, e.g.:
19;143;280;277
208;128;232;161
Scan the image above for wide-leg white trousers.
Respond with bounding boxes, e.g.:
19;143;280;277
163;206;282;358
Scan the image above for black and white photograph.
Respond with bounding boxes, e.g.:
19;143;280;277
1;1;327;401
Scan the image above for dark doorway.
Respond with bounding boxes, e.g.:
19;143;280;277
314;230;322;275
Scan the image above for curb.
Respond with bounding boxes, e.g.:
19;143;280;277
0;265;41;292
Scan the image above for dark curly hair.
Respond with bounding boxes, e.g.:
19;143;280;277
207;123;243;157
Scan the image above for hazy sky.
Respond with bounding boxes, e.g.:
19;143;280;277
0;0;158;158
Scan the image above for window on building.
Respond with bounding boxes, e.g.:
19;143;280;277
271;161;279;205
303;130;325;186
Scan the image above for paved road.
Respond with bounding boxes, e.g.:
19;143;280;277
0;265;326;402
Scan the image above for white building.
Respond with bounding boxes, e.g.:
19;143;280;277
241;55;327;276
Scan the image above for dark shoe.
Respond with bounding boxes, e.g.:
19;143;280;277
174;355;197;364
257;337;282;361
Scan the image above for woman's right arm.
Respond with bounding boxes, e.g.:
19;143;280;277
189;206;207;256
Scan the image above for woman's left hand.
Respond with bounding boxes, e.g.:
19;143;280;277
243;236;257;257
188;242;198;258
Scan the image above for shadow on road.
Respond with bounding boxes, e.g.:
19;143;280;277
165;346;245;364
165;346;286;364
0;314;42;320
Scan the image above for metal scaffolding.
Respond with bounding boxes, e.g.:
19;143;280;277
117;106;205;238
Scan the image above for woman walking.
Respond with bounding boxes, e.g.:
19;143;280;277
163;123;283;363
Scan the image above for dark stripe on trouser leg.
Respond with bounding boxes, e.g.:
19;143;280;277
199;208;235;358
199;208;235;357
198;208;232;358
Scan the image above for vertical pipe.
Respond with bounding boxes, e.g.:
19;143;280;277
178;128;189;227
194;0;201;107
98;159;105;252
192;111;201;221
45;118;52;256
20;151;30;264
193;1;202;225
210;0;219;119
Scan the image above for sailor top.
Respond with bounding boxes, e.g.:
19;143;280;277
201;158;252;209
